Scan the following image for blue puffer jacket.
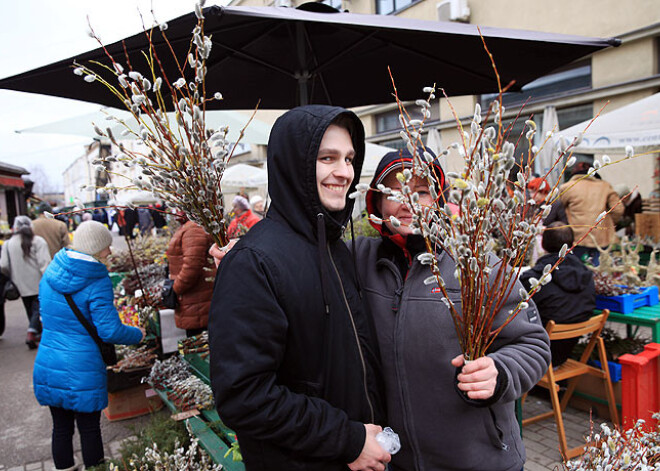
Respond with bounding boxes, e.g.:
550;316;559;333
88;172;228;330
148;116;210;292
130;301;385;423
33;249;143;412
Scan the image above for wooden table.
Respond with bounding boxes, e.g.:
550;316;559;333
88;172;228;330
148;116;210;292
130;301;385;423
596;304;660;343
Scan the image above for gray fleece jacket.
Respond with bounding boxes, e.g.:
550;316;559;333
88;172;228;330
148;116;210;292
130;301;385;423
355;236;551;471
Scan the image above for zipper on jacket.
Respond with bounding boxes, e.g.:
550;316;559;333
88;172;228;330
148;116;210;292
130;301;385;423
379;256;425;471
327;244;375;423
391;287;403;312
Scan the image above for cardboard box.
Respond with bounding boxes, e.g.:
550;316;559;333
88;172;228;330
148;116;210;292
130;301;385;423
569;374;621;421
104;383;163;422
636;212;660;242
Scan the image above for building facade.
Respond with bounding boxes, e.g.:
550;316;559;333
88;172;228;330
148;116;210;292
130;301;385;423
229;0;660;195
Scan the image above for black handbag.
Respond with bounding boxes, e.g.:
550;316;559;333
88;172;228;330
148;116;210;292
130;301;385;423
161;279;178;309
64;294;118;366
3;279;19;301
2;248;20;301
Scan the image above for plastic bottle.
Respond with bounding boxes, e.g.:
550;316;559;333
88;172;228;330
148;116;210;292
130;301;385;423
376;427;401;454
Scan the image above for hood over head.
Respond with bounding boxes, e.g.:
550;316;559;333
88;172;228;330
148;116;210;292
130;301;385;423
365;147;446;237
538;253;593;293
267;105;365;241
43;249;110;295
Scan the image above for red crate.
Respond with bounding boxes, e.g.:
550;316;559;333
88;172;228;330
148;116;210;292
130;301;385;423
618;343;660;431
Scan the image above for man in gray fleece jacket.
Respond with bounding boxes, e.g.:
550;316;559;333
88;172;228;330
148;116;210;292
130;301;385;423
354;150;551;471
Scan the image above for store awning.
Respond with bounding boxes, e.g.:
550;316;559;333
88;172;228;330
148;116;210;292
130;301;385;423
555;92;660;153
0;175;25;188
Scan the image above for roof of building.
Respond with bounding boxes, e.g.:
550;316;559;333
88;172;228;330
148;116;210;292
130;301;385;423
0;161;29;175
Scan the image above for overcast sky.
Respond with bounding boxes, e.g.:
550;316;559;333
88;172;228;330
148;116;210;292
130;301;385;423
0;1;215;190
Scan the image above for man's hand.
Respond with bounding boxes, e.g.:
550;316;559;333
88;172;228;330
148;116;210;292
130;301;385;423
209;239;238;268
348;424;391;471
138;327;147;342
452;354;498;400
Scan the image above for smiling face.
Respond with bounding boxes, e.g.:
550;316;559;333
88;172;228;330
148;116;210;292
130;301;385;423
316;124;355;212
378;171;433;236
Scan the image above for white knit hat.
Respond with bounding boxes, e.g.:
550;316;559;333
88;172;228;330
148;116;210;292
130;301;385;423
72;221;113;256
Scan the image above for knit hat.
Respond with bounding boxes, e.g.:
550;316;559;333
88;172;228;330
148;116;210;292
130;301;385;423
366;147;446;236
72;221;113;256
232;195;250;211
250;195;264;207
527;177;550;193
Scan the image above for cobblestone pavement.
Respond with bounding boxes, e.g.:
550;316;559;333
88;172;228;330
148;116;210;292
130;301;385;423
522;393;608;471
0;398;609;471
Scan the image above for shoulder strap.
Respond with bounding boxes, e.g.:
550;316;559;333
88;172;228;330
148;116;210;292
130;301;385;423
64;294;104;348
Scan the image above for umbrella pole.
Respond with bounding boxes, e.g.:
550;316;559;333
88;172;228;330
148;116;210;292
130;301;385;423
298;78;309;106
296;23;309;106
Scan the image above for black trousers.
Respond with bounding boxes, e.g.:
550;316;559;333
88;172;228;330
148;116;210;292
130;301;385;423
49;407;104;469
21;295;41;333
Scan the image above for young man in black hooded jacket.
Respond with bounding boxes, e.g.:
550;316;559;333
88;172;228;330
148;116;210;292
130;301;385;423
208;105;389;471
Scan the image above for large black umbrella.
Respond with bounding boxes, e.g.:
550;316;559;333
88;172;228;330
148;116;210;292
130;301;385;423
0;3;618;109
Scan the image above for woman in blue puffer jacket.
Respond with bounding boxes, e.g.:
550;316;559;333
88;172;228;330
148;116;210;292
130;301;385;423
34;221;144;471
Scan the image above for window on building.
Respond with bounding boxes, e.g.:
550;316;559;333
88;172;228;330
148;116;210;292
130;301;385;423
375;105;438;134
499;103;592;181
376;0;415;15
480;61;592;110
500;103;592;171
320;0;343;9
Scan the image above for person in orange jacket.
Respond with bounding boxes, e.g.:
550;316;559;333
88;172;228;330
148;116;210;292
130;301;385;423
166;218;215;336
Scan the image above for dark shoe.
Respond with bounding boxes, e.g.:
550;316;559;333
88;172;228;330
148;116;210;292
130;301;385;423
26;332;37;350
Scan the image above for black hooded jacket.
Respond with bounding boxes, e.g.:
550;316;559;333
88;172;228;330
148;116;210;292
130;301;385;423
209;105;384;471
520;253;595;365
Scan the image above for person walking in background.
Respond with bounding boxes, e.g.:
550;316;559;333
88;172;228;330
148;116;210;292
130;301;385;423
165;217;215;337
559;162;623;265
226;195;261;239
33;221;144;471
137;206;154;236
0;245;7;338
521;222;595;366
249;195;266;219
32;202;70;258
150;204;167;232
527;177;567;226
0;216;51;349
117;208;138;238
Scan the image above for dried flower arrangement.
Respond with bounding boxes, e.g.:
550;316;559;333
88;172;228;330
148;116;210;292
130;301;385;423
112;345;158;372
146;355;214;411
69;1;258;248
108;436;223;471
354;54;635;361
564;415;660;470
